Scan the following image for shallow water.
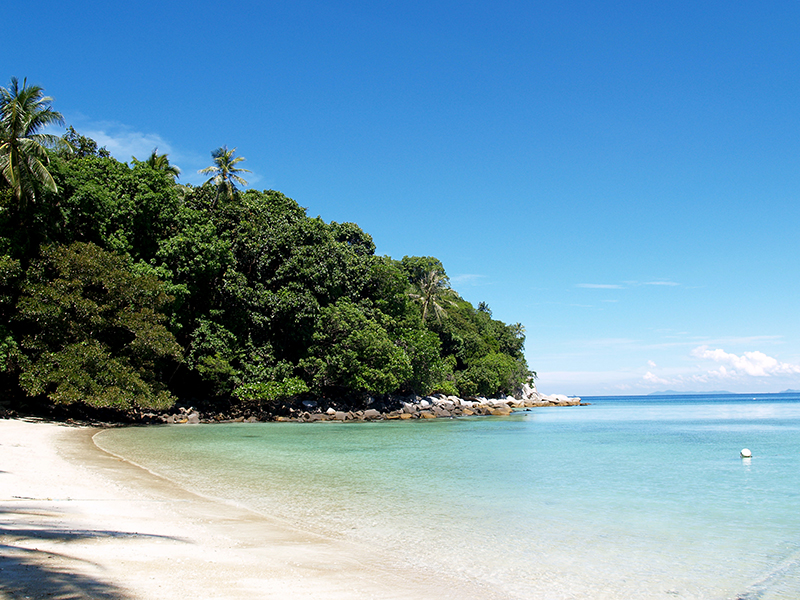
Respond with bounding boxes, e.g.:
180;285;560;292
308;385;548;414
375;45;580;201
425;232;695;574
95;394;800;599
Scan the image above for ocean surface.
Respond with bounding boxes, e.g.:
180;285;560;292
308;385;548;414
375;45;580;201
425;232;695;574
94;393;800;599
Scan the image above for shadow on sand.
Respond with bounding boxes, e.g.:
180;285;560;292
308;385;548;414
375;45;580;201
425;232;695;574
0;507;184;600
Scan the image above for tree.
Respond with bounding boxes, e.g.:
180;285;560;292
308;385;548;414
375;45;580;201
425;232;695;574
300;299;412;395
0;78;67;205
137;148;180;179
15;242;182;410
198;146;250;205
409;268;456;323
60;126;109;159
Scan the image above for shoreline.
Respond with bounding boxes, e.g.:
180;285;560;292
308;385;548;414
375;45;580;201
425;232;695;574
0;418;504;600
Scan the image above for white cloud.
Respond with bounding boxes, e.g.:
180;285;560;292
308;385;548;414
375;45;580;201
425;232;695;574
83;122;175;163
577;283;622;289
644;371;669;385
644;281;679;286
61;116;211;185
691;346;800;378
647;360;657;367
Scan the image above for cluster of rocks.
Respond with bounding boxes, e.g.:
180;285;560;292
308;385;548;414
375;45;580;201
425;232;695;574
275;392;583;423
148;381;584;425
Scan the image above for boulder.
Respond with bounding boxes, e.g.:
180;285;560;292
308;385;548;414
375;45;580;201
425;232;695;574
363;409;381;420
521;381;539;402
186;411;201;424
432;406;451;418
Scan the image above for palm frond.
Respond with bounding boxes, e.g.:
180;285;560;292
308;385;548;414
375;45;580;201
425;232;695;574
0;77;64;204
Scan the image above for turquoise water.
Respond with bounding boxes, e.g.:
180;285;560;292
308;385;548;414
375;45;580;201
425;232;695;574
94;394;800;599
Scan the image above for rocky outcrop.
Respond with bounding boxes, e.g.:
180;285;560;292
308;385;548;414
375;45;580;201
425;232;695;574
157;388;585;425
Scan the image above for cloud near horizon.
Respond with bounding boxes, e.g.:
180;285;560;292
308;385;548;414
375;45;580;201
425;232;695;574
644;371;669;385
576;283;623;289
691;346;800;378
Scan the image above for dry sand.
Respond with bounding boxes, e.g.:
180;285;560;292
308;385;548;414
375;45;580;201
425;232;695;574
0;418;499;600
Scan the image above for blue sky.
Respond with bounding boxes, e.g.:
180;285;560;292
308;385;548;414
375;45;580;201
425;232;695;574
8;0;800;395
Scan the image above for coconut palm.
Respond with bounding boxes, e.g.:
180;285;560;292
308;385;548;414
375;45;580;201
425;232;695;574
409;269;456;323
0;77;66;205
138;148;180;179
198;146;250;205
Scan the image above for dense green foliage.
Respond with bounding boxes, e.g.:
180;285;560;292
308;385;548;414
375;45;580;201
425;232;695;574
0;78;532;415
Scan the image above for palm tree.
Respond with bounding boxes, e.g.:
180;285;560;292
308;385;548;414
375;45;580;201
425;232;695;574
138;148;180;179
198;146;250;205
409;269;456;323
0;77;66;205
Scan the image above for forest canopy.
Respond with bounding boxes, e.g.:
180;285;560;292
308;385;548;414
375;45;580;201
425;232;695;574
0;77;533;416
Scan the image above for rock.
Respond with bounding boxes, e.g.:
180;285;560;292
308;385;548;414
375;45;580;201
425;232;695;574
363;409;381;420
419;399;431;408
521;380;539;402
186;411;200;424
402;402;417;414
432;406;451;418
419;411;436;419
334;411;348;421
490;406;512;416
326;407;336;415
399;413;413;420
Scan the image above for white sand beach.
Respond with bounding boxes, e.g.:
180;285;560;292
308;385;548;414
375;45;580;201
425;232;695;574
0;419;497;600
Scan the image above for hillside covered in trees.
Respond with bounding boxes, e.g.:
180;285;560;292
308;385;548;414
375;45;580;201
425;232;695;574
0;77;533;419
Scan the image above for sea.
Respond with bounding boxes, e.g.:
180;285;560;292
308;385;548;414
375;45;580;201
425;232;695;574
94;393;800;599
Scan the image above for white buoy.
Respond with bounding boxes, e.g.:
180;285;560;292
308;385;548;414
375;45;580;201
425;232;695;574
740;448;752;458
